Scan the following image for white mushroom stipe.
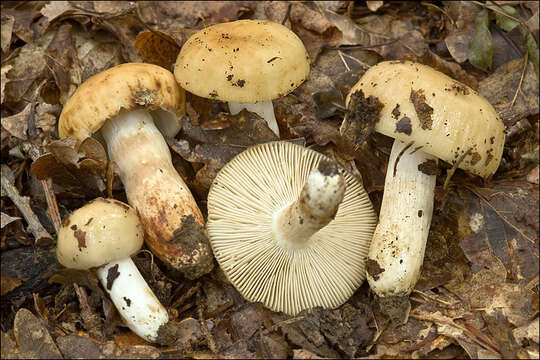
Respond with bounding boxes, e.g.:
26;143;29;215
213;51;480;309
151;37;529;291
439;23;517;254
366;140;436;297
273;162;345;248
228;101;280;136
96;257;169;342
207;141;377;315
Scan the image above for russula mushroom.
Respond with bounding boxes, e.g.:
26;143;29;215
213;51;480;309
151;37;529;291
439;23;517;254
174;20;310;137
58;63;213;279
207;141;377;315
56;198;168;342
341;61;505;319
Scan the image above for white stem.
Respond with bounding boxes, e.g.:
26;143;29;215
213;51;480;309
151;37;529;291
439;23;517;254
100;110;211;277
367;140;436;297
273;160;345;248
228;101;279;137
96;257;168;342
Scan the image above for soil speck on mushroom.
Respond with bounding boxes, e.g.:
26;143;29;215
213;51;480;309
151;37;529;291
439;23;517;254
410;89;433;130
74;229;86;250
417;159;440;176
395;117;412;135
366;259;385;281
341;89;384;147
106;264;120;290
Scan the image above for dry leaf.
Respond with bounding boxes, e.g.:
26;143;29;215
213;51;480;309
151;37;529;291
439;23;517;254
0;272;23;295
479;58;539;127
444;2;481;64
135;30;180;70
366;1;385;12
0;212;21;228
1;14;15;53
13;308;63;358
0;102;31;140
40;1;76;24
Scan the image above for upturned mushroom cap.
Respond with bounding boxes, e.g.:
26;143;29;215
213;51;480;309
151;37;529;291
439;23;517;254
58;63;186;142
174;20;310;103
345;61;505;178
57;198;144;270
207;141;377;315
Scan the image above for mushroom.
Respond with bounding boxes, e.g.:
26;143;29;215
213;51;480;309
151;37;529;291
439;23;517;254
174;20;310;137
207;141;377;315
341;61;505;319
56;198;168;342
58;63;213;279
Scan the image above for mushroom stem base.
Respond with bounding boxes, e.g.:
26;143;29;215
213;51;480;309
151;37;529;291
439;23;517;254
228;101;279;137
96;257;169;342
367;140;437;297
273;160;345;248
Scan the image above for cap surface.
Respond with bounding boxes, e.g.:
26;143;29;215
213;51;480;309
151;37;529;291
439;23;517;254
59;63;186;142
207;141;377;315
346;61;505;178
57;198;144;269
174;20;310;103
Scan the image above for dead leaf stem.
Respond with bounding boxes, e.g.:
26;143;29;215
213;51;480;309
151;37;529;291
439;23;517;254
443;148;473;189
1;164;52;245
510;51;528;108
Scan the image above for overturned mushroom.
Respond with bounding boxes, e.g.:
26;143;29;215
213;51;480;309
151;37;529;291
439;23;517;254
174;20;310;137
341;61;505;321
207;141;377;315
58;63;213;279
56;198;169;342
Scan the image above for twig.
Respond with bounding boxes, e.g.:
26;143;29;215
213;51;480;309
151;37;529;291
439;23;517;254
22;143;62;235
197;287;217;353
421;2;456;27
1;164;52;245
338;50;351;71
281;3;292;25
510;51;529;108
171;282;200;309
443;148;473;189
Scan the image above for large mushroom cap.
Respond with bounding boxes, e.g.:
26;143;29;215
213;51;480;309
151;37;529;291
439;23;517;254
346;61;505;178
57;198;144;269
207;141;377;315
174;20;310;103
58;63;185;142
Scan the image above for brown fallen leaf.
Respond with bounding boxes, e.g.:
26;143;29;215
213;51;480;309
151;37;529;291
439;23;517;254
1;2;46;44
13;308;63;359
56;332;104;359
0;102;31;140
479;58;539;127
444;2;481;64
0;64;12;104
40;1;76;25
1;14;15;53
0;272;23;296
135;30;180;70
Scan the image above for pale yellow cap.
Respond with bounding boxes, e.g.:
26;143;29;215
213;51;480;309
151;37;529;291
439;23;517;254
345;61;505;179
58;63;185;142
174;20;310;103
57;198;144;269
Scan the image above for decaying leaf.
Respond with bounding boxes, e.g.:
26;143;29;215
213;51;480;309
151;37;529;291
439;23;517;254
0;212;20;229
479;58;539;126
1;2;46;44
135;30;180;70
13;308;63;358
0;272;23;296
0;103;31;140
444;1;481;64
1;14;15;53
30;138;107;197
468;9;494;72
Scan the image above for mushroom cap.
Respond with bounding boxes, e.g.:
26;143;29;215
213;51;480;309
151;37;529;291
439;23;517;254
174;20;310;103
58;63;186;143
207;141;377;315
57;198;144;270
346;61;505;178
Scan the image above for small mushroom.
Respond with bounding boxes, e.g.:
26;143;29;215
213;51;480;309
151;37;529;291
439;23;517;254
58;63;213;279
174;20;310;137
207;141;377;315
341;61;505;319
56;198;168;342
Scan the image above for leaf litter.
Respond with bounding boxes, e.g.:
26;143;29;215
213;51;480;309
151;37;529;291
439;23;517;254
0;1;538;358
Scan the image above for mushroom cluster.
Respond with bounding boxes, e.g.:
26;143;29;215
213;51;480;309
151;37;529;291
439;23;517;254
59;63;213;279
207;141;377;315
174;20;310;137
341;61;505;319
